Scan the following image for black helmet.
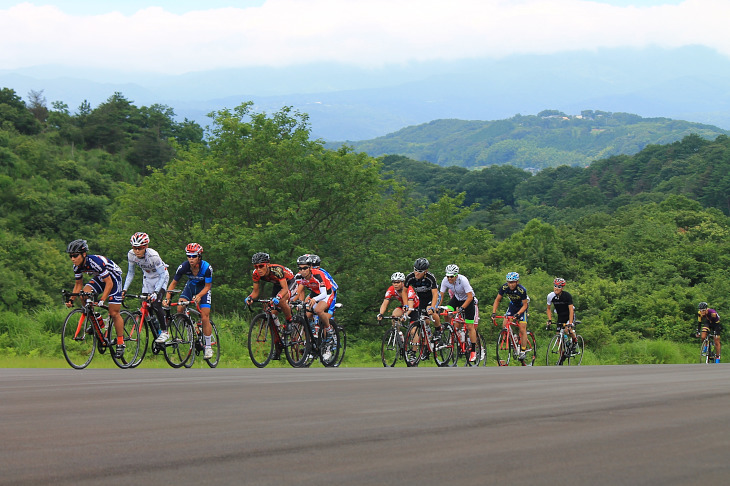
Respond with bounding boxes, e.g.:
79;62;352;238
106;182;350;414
67;239;88;253
309;254;321;267
251;252;270;264
297;254;313;267
414;257;430;271
698;302;709;310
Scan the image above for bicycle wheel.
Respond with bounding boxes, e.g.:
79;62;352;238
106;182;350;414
285;318;310;368
567;335;584;366
404;323;424;367
319;324;340;367
465;331;484;367
248;313;273;368
204;321;220;368
110;310;139;369
61;309;96;369
333;320;347;367
700;337;712;363
520;331;537;366
381;327;401;367
496;329;511;366
164;314;194;368
546;335;564;366
434;324;456;367
127;312;150;368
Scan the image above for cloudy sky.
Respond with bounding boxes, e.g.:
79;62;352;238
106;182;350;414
0;0;723;74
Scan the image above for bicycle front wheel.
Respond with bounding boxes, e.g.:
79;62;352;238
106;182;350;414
434;324;456;367
126;312;150;368
404;323;424;367
700;337;712;363
248;313;273;368
164;314;194;368
319;324;340;367
567;335;584;366
496;329;511;366
61;309;96;369
204;321;220;368
110;310;139;369
520;331;537;366
285;318;310;368
381;327;401;367
546;335;564;366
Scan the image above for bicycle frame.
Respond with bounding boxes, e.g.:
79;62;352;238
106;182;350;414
493;315;536;366
439;306;481;366
380;315;408;367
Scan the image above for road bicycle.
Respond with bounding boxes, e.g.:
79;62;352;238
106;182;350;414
292;300;342;368
60;290;138;369
122;292;168;368
545;320;584;366
182;300;220;368
698;328;721;364
493;314;537;366
380;315;409;367
439;306;484;366
248;298;306;368
403;310;456;367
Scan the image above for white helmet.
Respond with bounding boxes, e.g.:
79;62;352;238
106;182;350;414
445;264;459;276
391;272;406;282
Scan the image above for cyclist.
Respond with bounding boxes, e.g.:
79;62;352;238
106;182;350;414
65;239;127;359
439;264;479;362
309;254;338;317
377;272;419;323
696;302;721;363
245;252;295;328
404;257;442;340
163;243;214;359
121;232;171;343
293;254;336;342
491;271;530;360
546;277;577;357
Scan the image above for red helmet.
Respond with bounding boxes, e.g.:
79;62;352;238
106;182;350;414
185;242;203;255
130;232;149;247
553;277;566;288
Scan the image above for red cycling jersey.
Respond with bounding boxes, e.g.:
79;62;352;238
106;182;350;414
252;264;295;284
384;285;420;308
295;268;333;296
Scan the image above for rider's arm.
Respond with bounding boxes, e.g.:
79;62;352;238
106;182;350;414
492;294;502;314
276;279;290;301
153;265;168;293
194;282;212;304
568;304;575;325
123;261;136;292
429;288;439;311
165;279;178;302
378;298;390;317
99;273;114;304
462;291;474;309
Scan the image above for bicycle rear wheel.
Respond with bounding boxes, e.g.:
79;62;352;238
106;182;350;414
110;310;139;369
519;331;537;366
434;324;456;367
567;335;584;366
285;318;310;368
248;313;273;368
404;323;424;367
204;321;220;368
164;314;194;368
126;312;150;368
496;329;511;366
381;327;401;367
333;319;346;367
61;309;96;369
546;335;564;366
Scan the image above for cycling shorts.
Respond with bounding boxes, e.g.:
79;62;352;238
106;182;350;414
701;323;722;335
86;274;123;304
506;305;527;323
445;296;477;324
181;282;211;308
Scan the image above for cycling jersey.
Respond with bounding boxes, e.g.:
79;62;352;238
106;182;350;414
123;248;169;294
173;260;213;308
384;285;420;308
547;290;574;324
73;255;123;304
295;268;333;303
317;267;338;291
405;271;438;310
252;264;295;284
439;275;475;302
498;282;528;314
698;309;721;333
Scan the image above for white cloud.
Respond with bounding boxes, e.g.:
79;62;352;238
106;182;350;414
0;0;727;74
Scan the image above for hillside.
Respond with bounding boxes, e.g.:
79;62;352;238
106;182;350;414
331;111;728;170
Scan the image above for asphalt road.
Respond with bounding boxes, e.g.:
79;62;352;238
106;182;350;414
2;365;729;485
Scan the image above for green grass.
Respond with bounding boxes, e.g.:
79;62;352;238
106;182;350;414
0;308;711;368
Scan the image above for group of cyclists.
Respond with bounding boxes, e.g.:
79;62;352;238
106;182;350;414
65;235;721;365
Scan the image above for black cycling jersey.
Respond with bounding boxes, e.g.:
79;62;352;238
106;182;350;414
547;290;574;323
404;271;438;310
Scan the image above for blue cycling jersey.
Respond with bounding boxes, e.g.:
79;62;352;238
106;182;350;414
172;260;213;286
73;255;122;281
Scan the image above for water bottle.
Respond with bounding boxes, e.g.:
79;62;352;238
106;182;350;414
424;325;432;340
459;328;466;343
94;312;105;333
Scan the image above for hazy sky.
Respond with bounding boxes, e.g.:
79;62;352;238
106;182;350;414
0;0;722;74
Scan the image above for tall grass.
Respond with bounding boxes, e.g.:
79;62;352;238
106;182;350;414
0;308;709;368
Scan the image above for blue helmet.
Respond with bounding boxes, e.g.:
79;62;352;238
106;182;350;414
506;272;519;282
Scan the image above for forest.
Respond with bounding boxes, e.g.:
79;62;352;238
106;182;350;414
2;86;730;364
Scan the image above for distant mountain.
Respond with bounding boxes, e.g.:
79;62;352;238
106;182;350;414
2;46;730;141
328;112;729;169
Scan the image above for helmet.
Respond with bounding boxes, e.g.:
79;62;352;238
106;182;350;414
185;242;203;255
251;252;270;264
506;272;519;282
391;272;406;282
553;277;566;288
130;232;149;247
309;254;321;267
414;257;430;271
297;254;313;267
698;302;709;310
67;239;88;253
445;264;459;276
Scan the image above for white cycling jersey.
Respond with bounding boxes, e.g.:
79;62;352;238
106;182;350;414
123;248;169;294
439;274;476;301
